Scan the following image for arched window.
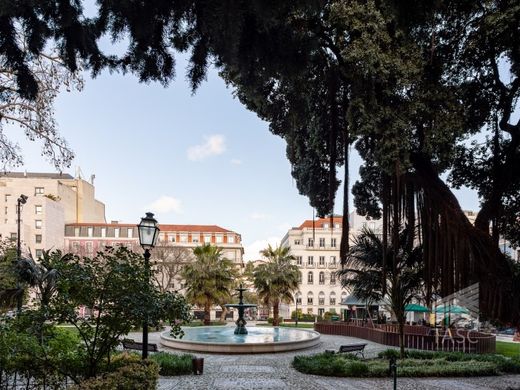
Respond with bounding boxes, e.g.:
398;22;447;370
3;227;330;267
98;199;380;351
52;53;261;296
319;271;325;285
307;292;314;305
330;271;336;285
330;292;336;306
341;291;347;305
318;291;325;306
307;271;314;284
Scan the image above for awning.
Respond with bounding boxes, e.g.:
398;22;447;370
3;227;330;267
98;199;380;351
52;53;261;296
405;303;430;313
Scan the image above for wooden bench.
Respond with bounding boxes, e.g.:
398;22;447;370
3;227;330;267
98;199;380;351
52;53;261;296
338;343;367;358
122;338;158;352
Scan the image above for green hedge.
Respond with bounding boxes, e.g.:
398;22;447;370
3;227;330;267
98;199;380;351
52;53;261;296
149;352;194;376
293;351;520;378
73;360;159;390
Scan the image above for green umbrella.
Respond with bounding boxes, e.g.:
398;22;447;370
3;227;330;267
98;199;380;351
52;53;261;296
405;304;430;313
434;305;469;314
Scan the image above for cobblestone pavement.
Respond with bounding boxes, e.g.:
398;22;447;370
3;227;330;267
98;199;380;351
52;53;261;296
127;329;520;390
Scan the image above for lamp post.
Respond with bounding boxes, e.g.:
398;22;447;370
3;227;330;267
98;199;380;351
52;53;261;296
295;293;299;328
137;212;160;359
16;194;28;314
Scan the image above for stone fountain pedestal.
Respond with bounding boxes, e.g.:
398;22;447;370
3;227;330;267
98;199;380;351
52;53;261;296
225;285;257;335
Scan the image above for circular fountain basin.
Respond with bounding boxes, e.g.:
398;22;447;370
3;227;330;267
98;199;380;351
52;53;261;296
160;326;320;353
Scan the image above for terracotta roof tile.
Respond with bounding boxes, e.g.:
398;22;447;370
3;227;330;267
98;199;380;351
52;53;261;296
298;216;343;229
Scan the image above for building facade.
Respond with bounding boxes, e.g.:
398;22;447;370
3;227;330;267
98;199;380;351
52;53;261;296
0;172;105;258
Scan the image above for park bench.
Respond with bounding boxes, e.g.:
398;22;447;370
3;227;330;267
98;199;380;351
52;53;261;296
337;343;367;358
121;338;158;352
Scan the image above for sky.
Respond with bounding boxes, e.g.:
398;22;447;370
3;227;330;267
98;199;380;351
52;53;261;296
6;53;483;261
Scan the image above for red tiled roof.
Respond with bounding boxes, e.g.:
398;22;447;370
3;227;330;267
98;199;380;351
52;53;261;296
298;216;343;229
159;224;234;233
66;223;236;233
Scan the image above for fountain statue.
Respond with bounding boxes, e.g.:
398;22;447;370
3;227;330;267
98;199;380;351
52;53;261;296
224;284;257;334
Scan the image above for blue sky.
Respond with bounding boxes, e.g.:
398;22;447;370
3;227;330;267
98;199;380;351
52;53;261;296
7;53;482;260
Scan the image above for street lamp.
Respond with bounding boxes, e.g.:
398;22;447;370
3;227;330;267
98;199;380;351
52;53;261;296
16;194;28;314
137;212;160;359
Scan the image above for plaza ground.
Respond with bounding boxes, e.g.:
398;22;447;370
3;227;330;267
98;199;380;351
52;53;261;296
127;327;520;390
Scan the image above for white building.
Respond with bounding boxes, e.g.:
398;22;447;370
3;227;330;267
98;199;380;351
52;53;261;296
0;172;105;258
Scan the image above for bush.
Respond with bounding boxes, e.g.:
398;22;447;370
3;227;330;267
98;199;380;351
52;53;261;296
149;352;194;376
293;350;520;378
73;360;159;390
267;317;283;324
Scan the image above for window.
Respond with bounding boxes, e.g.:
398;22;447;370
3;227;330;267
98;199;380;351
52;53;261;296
180;234;188;243
334;223;340;229
294;239;301;245
204;235;211;243
307;308;314;314
319;237;325;247
331;238;336;247
101;228;106;237
296;294;302;304
170;235;176;242
308;238;314;247
330;293;336;306
228;235;235;243
318;308;325;316
127;228;133;238
72;242;80;252
322;223;329;229
35;205;42;215
296;256;302;266
35;187;44;195
10;232;17;240
318;292;325;306
298;272;302;283
330;272;336;284
216;234;223;243
86;242;93;255
330;256;336;265
319;271;325;285
307;256;314;265
4;206;7;215
114;228;120;238
35;220;42;229
319;256;325;265
35;234;42;244
5;194;11;202
35;249;43;258
74;227;80;237
307;292;313;305
192;236;199;243
307;272;313;284
87;227;93;237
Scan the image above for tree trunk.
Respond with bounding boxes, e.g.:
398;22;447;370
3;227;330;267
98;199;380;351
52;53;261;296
220;306;228;322
203;302;211;326
273;301;280;326
398;318;405;358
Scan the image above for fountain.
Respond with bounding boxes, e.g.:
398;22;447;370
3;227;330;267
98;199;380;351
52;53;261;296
223;284;257;335
160;285;321;353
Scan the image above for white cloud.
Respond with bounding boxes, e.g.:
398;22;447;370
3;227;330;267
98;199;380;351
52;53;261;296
243;236;281;261
187;135;226;161
230;159;242;165
145;195;182;214
250;212;271;220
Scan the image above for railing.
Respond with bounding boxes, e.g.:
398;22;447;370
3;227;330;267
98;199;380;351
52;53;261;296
306;263;315;268
314;322;496;354
328;263;338;269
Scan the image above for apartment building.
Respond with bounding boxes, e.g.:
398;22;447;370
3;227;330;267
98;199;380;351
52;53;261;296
0;172;105;257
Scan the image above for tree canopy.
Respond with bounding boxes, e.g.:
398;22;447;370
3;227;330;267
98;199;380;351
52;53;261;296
2;0;519;323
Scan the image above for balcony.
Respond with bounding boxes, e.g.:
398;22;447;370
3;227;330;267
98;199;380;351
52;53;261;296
305;245;338;250
306;262;315;268
328;263;338;269
317;263;327;268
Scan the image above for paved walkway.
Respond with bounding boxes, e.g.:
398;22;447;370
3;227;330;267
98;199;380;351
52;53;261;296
127;329;520;390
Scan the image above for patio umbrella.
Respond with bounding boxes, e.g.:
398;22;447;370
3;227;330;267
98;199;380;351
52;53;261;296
434;305;469;314
405;304;430;313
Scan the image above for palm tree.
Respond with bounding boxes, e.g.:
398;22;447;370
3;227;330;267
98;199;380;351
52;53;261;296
181;244;237;325
338;227;423;357
254;244;300;326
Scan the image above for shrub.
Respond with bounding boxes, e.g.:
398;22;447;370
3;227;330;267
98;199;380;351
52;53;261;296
267;317;283;324
73;360;159;390
149;352;194;376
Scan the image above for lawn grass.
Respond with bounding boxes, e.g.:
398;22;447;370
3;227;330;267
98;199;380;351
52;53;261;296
293;349;520;378
496;341;520;357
